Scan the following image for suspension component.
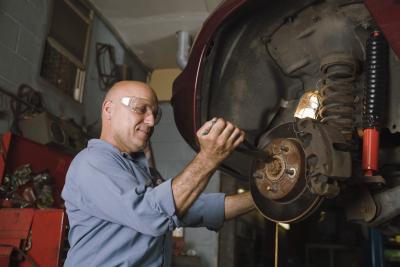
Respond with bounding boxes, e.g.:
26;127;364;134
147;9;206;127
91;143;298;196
362;29;388;177
251;119;351;223
318;54;358;140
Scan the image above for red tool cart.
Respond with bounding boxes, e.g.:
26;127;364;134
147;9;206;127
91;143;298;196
0;132;73;267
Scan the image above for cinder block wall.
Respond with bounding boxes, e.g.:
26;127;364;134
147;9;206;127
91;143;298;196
0;0;52;132
152;103;221;267
0;0;148;136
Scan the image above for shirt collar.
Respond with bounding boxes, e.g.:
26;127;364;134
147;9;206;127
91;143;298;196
88;139;120;153
88;139;147;163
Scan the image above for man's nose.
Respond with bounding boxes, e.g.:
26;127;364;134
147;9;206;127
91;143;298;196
144;113;155;126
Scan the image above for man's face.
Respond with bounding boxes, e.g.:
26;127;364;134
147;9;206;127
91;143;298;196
109;86;158;153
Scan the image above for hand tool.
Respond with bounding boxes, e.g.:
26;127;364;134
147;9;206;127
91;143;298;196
201;118;271;161
236;139;272;161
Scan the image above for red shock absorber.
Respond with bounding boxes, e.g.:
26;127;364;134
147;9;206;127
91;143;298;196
362;128;379;176
362;30;388;176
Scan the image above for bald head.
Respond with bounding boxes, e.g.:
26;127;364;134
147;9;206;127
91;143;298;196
104;81;158;104
100;80;159;153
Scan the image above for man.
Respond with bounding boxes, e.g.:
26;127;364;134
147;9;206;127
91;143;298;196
62;81;254;267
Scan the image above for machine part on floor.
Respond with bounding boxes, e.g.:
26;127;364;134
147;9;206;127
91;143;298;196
33;173;55;208
0;164;55;209
11;164;32;188
362;29;389;177
0;164;34;207
0;164;34;197
318;54;358;141
0;132;73;208
250;119;351;222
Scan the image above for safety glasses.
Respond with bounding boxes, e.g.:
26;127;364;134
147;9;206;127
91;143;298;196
120;96;162;124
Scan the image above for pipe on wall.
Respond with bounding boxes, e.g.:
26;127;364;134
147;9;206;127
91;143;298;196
176;31;192;70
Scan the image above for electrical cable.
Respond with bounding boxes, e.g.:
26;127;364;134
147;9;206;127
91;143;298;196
8;84;45;134
0;84;45;134
0;85;42;113
96;43;119;91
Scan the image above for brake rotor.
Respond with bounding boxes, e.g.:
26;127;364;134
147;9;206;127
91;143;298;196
250;122;323;223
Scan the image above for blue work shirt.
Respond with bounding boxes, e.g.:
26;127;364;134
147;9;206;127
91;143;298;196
61;139;225;267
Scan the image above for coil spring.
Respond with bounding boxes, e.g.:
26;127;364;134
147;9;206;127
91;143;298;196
318;55;357;139
363;30;388;128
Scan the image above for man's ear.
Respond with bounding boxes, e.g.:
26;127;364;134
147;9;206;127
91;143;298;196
103;100;113;120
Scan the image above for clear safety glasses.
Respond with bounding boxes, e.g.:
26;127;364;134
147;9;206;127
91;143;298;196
120;96;162;124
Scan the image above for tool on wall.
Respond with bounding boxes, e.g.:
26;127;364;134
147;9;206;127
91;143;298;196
96;43;119;91
96;43;132;91
0;84;45;135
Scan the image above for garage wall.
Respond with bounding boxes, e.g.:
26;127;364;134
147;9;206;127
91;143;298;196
0;0;220;265
0;0;148;136
83;15;149;135
152;103;221;267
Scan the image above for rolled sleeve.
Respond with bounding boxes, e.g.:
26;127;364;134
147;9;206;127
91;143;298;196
149;179;181;229
151;179;175;217
180;193;225;231
202;193;225;230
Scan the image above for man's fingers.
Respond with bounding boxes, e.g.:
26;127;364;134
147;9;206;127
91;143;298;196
233;132;245;147
198;117;218;136
227;128;242;144
219;121;235;141
198;118;244;151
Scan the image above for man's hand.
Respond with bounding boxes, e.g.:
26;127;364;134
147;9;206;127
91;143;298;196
196;118;245;166
172;118;245;217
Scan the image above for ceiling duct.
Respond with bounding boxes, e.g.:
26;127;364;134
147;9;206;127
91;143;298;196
176;31;192;69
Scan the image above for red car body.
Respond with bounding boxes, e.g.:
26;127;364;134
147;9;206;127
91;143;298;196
172;0;400;150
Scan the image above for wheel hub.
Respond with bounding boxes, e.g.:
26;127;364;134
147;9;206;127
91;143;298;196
254;138;303;201
249;119;351;223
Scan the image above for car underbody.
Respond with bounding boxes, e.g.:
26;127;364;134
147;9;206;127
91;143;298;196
172;0;400;234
